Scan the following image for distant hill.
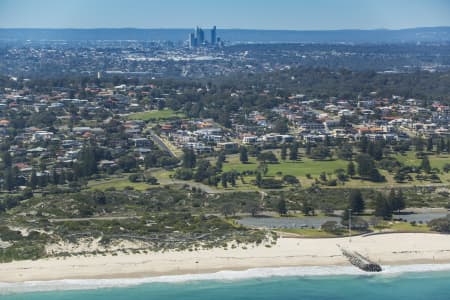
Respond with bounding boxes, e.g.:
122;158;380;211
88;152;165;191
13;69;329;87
1;27;450;43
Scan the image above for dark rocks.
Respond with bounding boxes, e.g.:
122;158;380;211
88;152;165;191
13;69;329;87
340;247;382;272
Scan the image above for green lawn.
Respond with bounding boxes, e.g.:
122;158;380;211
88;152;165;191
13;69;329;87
373;221;432;233
219;153;351;189
127;109;185;121
223;154;348;177
219;150;450;189
388;222;431;232
394;151;450;170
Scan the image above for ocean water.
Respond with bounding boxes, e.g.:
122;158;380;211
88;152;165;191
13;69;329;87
2;265;450;300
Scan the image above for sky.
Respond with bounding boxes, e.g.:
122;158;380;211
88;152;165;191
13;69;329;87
0;0;450;30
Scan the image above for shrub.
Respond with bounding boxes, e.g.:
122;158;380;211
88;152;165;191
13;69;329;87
128;174;140;182
428;215;450;232
321;221;343;234
282;175;300;185
259;178;283;189
174;168;193;180
146;176;159;185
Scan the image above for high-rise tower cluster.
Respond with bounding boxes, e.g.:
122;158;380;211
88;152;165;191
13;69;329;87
189;26;220;48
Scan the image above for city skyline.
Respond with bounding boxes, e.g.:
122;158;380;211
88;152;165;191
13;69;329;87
189;26;219;48
1;0;450;30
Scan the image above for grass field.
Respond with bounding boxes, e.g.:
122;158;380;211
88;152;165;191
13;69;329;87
88;177;152;191
127;109;185;121
371;221;432;233
219;149;450;189
223;154;348;177
388;222;432;232
219;153;348;190
394;151;450;170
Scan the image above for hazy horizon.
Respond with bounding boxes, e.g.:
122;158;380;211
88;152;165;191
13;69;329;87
1;26;450;31
1;0;450;30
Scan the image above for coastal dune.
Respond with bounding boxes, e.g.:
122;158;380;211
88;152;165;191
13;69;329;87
1;233;450;283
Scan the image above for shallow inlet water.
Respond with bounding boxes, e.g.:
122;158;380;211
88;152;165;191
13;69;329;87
237;212;448;229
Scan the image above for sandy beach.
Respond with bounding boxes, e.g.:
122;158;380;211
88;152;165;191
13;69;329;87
1;233;450;283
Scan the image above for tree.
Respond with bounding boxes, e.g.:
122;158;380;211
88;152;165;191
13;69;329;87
289;142;298;161
367;142;375;158
255;172;262;187
374;193;392;220
415;138;425;152
440;139;446;153
369;167;385;182
257;151;278;163
389;189;406;214
3;168;15;191
310;144;331;160
277;198;287;215
356;154;375;177
220;203;236;217
337;144;353;161
420;155;431;173
331;168;344;182
221;173;228;188
92;190;106;205
437;139;444;154
51;169;59;185
215;158;223;172
29;169;37;189
372;142;384;161
182;148;197;169
349;190;365;214
2;151;12;168
347;161;356;178
280;144;287;161
78;146;99;177
217;151;226;165
443;163;450;173
358;136;369;153
273;118;289;134
117;155;137;172
37;173;49;188
244;200;261;217
239;146;248;163
257;163;268;176
427;137;433;152
194;159;212;182
305;143;312;156
229;172;236;186
355;153;385;182
301;198;314;216
174;168;193;180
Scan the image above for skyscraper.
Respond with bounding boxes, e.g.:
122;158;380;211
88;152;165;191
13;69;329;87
188;26;219;48
211;26;217;45
189;32;197;48
196;26;205;45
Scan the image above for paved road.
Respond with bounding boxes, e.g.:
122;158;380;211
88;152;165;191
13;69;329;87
148;130;176;158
